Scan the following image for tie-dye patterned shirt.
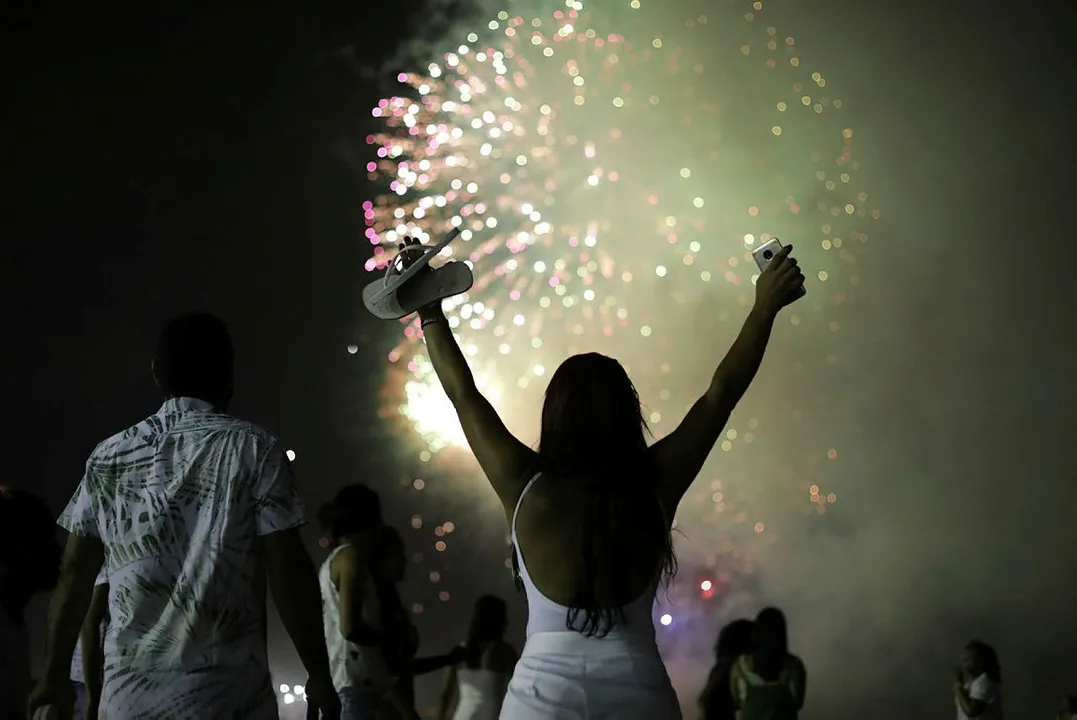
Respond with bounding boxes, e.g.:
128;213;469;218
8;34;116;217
59;397;306;719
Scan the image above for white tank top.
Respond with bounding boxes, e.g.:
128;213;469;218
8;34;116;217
319;544;390;693
452;668;506;720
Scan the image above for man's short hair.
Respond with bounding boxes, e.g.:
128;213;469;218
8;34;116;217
154;312;234;399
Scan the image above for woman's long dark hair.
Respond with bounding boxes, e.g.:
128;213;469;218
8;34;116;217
536;353;676;637
464;595;507;668
752;607;789;681
716;618;754;660
966;640;1002;684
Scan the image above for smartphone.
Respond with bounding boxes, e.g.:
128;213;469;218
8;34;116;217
751;237;806;297
751;237;785;272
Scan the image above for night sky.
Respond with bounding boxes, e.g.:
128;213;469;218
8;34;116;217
4;1;1075;717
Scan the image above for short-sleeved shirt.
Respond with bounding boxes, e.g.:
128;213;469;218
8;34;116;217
70;568;109;684
59;397;306;718
957;673;1003;720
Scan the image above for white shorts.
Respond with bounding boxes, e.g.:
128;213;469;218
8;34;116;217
500;631;682;719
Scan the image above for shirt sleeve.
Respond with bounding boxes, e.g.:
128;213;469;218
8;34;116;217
57;458;100;537
253;439;306;536
968;675;999;702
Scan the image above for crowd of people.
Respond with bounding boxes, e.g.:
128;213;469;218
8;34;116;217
0;241;1048;718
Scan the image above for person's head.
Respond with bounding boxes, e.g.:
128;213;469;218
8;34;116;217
962;640;1001;683
539;353;648;472
715;618;754;661
465;595;508;667
371;525;406;584
152;312;234;410
751;607;789;680
538;353;675;636
318;484;383;546
0;486;62;616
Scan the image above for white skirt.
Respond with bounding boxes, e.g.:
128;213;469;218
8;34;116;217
500;631;682;719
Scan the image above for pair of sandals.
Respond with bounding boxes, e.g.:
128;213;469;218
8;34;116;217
361;227;475;320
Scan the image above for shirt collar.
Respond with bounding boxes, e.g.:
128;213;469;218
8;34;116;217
157;396;218;415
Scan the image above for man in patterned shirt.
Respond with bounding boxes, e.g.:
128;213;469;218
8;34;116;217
29;312;341;719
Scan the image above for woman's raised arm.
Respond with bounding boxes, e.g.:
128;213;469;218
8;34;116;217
649;245;805;512
419;302;535;508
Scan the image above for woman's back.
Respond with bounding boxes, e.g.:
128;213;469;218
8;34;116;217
512;472;668;638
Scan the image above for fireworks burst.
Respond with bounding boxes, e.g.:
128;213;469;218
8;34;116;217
361;0;877;610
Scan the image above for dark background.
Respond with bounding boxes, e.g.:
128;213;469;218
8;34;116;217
4;0;1075;717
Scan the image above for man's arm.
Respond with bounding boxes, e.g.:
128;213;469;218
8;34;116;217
81;581;109;715
252;439;338;718
437;665;458;720
262;529;333;687
42;534;104;682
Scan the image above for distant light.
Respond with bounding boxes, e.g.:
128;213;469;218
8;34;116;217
279;684;289;694
285;449;296;462
347;344;358;354
293;685;305;696
283;693;295;705
659;613;672;626
700;580;712;592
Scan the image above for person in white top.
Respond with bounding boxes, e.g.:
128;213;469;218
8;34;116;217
437;595;517;720
368;526;464;720
953;640;1003;720
0;486;63;720
69;569;108;720
393;237;805;718
313;484;398;720
729;607;806;720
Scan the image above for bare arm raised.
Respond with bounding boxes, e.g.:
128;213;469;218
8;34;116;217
401;239;537;509
650;244;805;512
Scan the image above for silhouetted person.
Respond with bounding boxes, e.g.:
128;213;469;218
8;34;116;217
29;312;340;719
699;618;753;720
1057;695;1077;720
0;486;62;720
438;595;517;720
402;236;806;718
729;607;806;719
314;483;394;719
370;526;462;720
953;639;1003;719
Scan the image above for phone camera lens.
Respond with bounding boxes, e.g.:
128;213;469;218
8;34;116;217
762;250;773;260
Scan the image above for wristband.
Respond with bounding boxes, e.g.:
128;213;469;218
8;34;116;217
420;314;446;328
